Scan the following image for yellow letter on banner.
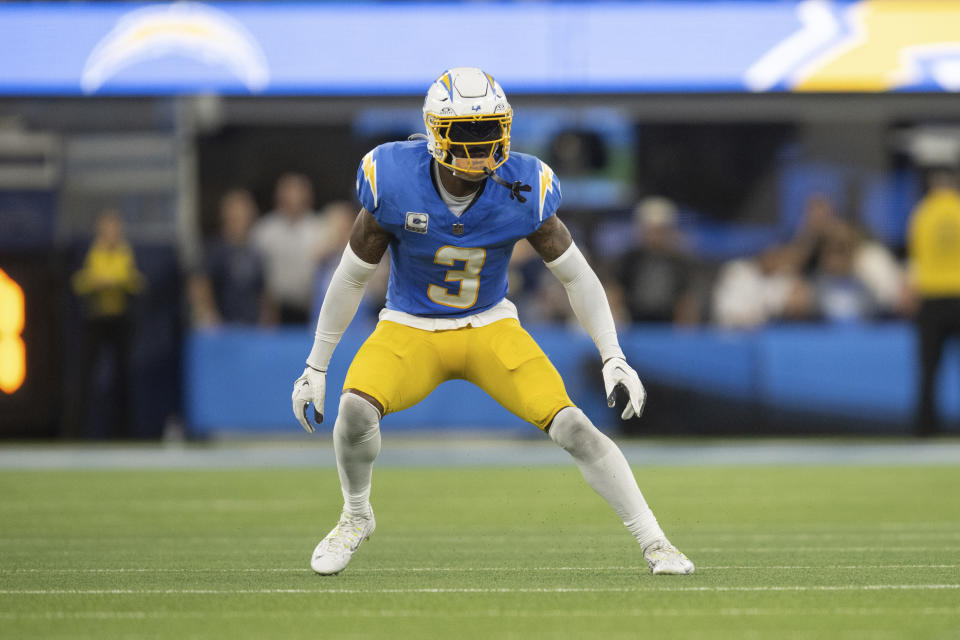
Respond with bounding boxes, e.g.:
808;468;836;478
0;268;26;394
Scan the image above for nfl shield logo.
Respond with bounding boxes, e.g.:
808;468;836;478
404;212;429;234
452;223;464;235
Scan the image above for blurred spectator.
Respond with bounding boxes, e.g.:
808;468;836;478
509;236;626;327
312;201;358;304
508;239;549;323
789;193;904;322
907;168;960;437
812;222;877;324
188;189;265;327
712;244;813;329
791;193;843;276
616;197;700;325
252;173;331;325
64;209;145;439
851;225;907;317
310;201;388;323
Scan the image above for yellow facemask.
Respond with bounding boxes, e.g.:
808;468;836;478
425;112;512;176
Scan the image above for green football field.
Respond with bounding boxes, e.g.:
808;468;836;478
1;463;958;639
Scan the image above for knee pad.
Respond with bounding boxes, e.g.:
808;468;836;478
548;407;612;463
334;393;381;447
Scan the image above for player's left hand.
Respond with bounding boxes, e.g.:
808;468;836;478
602;357;646;420
292;365;326;433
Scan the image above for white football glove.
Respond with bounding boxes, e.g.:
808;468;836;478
602;357;646;420
292;365;326;433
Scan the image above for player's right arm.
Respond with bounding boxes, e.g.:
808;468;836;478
292;208;389;433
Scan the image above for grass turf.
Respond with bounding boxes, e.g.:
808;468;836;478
1;464;958;639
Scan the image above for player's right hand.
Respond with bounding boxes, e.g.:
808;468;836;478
292;365;326;433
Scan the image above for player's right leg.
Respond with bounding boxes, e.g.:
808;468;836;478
311;393;380;575
311;321;447;575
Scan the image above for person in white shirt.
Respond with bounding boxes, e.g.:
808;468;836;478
252;173;330;324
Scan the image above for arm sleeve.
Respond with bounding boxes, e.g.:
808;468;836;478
545;242;625;362
305;243;379;371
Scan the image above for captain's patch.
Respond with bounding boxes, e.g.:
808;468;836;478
405;212;429;234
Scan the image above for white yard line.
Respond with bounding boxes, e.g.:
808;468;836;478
690;546;960;552
1;584;958;595
5;531;960;540
2;564;958;573
1;607;959;620
695;565;959;570
3;534;960;552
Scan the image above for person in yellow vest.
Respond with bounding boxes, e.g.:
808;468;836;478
65;209;145;439
907;168;960;437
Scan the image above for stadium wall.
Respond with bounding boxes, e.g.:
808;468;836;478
185;323;960;437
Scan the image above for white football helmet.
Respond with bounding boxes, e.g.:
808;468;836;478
422;67;512;178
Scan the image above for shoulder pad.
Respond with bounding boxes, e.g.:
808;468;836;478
536;159;561;222
356;148;380;212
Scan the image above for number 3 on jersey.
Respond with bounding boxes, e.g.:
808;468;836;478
427;246;486;309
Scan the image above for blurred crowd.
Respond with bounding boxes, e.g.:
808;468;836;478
512;191;913;332
709;193;908;329
186;172;388;330
177;169;960;335
68;167;960;438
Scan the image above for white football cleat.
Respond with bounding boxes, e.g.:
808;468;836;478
644;539;695;575
310;508;376;575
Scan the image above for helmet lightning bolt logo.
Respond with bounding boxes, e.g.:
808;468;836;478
538;162;555;222
361;152;378;210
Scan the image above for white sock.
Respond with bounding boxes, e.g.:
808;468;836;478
332;393;381;517
548;407;665;550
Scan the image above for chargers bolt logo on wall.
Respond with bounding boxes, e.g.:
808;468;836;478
746;0;960;92
81;2;269;94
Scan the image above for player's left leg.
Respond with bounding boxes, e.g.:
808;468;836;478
548;407;694;575
466;319;693;575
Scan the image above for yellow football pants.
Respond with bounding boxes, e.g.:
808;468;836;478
343;318;574;430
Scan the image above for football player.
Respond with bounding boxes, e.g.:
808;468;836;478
292;67;693;576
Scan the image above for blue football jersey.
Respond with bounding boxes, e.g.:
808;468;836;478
355;140;561;318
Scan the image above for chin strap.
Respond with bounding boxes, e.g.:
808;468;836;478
483;167;532;203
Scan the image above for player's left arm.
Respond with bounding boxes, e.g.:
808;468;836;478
527;216;646;419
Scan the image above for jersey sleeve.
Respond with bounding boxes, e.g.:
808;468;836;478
355;148;381;213
535;159;562;226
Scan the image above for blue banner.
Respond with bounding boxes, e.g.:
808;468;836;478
184;323;960;435
3;1;960;95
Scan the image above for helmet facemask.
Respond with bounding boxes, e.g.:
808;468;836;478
425;112;512;181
